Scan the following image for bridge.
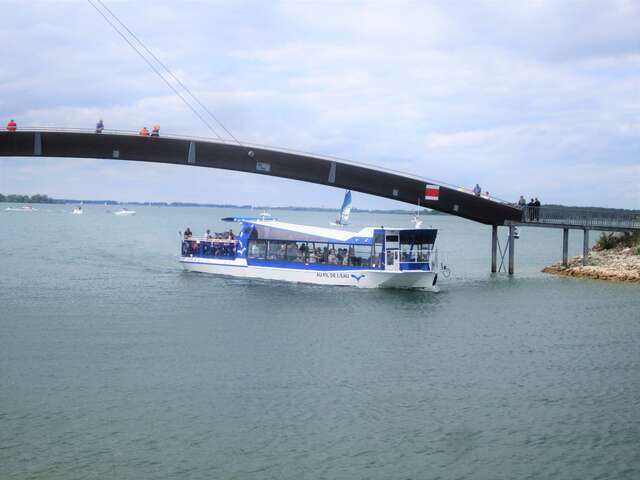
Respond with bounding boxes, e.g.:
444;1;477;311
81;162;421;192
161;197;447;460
2;128;638;274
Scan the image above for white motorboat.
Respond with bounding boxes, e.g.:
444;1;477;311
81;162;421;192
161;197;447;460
72;206;83;215
5;205;37;212
114;208;136;216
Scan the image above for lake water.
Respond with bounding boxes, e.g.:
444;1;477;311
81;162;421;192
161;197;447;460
1;204;639;479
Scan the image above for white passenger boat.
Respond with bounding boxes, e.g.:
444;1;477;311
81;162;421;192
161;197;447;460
180;218;440;290
5;205;37;212
72;206;83;215
114;208;136;216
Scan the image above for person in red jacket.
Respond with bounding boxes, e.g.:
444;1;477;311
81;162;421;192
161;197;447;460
139;126;149;136
6;119;17;132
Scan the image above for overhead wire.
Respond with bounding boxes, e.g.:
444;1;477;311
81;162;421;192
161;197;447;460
95;0;243;146
86;0;224;140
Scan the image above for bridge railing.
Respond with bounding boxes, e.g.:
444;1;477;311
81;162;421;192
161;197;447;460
521;206;640;230
12;126;519;208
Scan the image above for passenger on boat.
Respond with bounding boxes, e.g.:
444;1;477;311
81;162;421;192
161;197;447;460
228;229;235;240
206;229;212;239
139;126;149;136
6;119;17;132
95;119;104;133
151;125;160;137
184;227;192;239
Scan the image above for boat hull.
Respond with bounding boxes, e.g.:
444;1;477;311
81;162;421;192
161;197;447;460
180;257;438;291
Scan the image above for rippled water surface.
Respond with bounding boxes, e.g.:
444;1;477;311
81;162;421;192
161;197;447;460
1;204;639;479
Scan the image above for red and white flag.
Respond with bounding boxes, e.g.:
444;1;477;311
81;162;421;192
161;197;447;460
424;184;440;201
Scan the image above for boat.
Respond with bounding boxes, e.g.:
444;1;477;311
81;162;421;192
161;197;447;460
180;218;440;290
72;206;83;215
5;205;37;212
114;208;136;216
330;190;352;227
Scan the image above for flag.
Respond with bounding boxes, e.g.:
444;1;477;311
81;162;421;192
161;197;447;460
424;185;440;201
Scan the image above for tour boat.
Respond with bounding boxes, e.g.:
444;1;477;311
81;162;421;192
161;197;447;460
180;218;440;290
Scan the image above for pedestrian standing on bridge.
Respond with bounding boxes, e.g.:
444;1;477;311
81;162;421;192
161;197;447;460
527;198;535;221
139;126;149;136
6;119;17;132
518;195;526;208
534;197;541;221
95;119;104;134
473;183;481;196
151;125;160;137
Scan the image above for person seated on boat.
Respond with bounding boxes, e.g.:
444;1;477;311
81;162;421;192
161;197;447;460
184;227;192;239
151;125;160;137
308;252;317;263
342;255;349;266
6;119;17;132
95;119;104;134
139;126;149;136
205;229;212;240
228;229;235;240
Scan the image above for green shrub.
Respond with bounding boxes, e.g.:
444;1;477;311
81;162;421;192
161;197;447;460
597;231;640;250
597;232;618;250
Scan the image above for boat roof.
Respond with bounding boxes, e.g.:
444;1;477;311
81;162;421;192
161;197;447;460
239;219;436;245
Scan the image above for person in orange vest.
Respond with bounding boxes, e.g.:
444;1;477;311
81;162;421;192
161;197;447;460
6;119;17;132
139;126;149;136
151;125;160;137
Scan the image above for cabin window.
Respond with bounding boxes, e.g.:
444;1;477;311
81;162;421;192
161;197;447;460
386;235;399;243
248;240;267;259
400;241;433;262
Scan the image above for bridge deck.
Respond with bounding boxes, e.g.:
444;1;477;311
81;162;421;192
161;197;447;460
513;206;640;232
0;129;522;225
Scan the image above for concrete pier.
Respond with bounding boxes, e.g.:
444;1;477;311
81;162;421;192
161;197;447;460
491;225;498;273
562;228;569;266
582;229;589;266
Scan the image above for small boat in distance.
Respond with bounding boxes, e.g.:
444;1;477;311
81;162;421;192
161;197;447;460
114;208;136;216
180;217;440;290
5;205;37;212
72;206;83;215
330;190;352;227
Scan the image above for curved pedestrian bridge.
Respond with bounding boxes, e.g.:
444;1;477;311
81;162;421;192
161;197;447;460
0;128;521;226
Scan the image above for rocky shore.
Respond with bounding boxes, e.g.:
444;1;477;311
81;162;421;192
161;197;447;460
543;247;640;283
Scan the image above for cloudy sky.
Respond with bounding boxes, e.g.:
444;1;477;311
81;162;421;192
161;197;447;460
1;0;639;209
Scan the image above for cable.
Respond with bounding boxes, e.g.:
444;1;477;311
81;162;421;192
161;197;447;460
86;0;222;139
95;0;243;146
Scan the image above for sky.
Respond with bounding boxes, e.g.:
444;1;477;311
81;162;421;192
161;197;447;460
1;0;639;209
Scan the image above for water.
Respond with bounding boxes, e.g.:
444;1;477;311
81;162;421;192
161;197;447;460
1;204;639;479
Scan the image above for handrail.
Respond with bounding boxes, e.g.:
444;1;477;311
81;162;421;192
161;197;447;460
12;126;518;208
520;205;640;229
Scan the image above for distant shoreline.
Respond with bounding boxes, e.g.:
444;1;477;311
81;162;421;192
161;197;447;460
0;194;444;215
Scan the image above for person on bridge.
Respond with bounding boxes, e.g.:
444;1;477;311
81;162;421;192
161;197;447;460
95;119;104;134
534;197;541;220
473;184;482;196
139;126;149;136
151;125;160;137
518;195;526;208
6;119;17;132
527;198;535;221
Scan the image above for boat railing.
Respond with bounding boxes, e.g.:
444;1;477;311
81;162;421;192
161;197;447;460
184;236;238;243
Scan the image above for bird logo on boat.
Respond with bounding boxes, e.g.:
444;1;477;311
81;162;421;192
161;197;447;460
351;274;366;282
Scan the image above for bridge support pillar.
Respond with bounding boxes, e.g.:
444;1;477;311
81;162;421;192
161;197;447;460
508;225;515;275
562;228;569;266
491;225;498;273
583;229;589;266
